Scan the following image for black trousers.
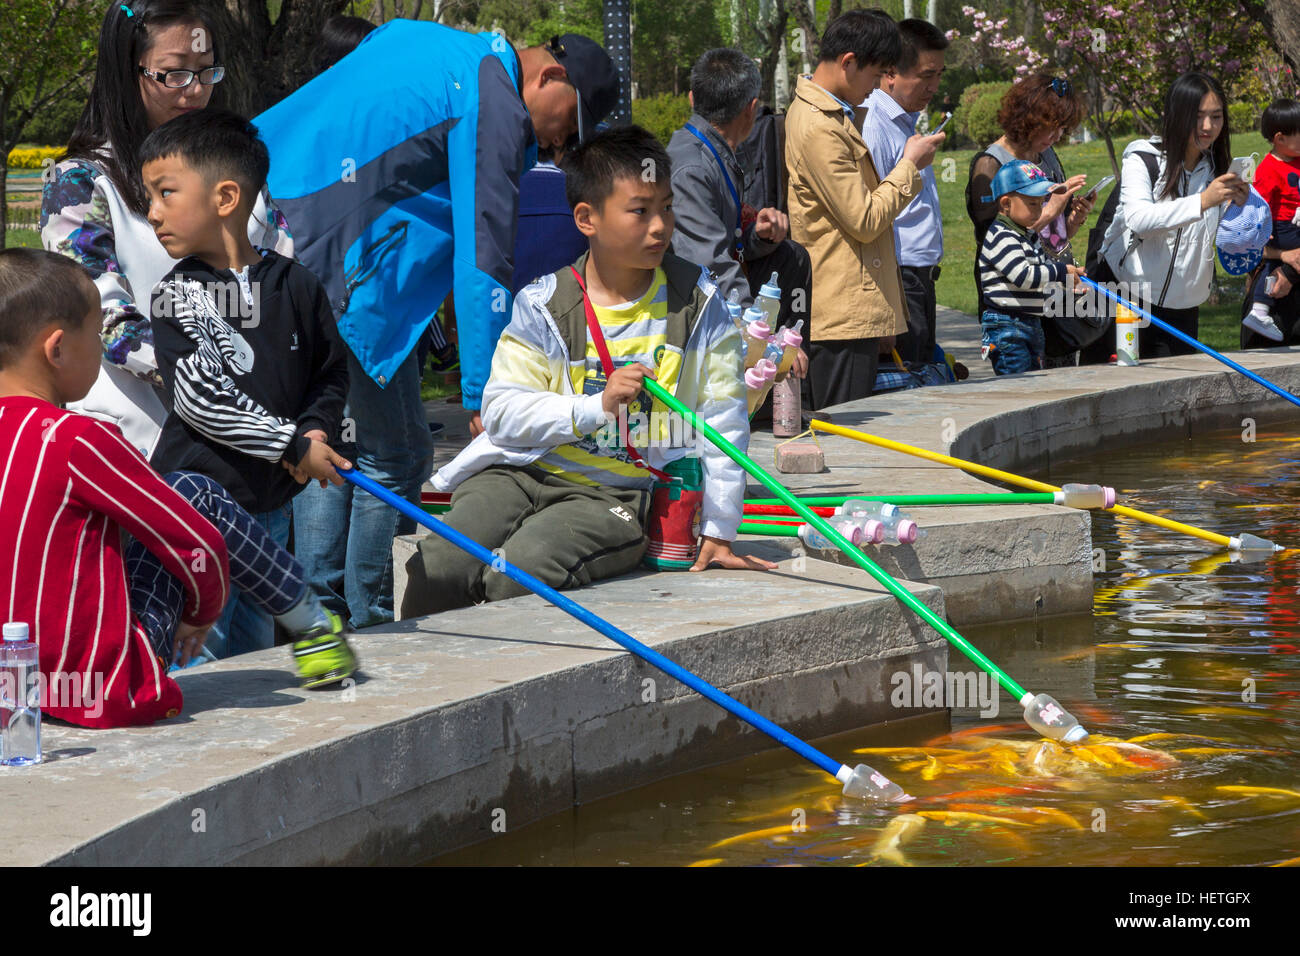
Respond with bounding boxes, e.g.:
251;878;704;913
897;264;940;365
805;338;881;411
1141;303;1199;359
747;238;812;330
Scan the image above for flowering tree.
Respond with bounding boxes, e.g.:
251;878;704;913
943;5;1049;80
1039;0;1267;176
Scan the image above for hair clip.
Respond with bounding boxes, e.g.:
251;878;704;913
120;4;134;17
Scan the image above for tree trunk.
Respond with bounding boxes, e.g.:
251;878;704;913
0;165;8;250
209;0;354;116
1240;0;1300;75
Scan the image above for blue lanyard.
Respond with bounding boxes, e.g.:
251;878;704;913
685;123;743;254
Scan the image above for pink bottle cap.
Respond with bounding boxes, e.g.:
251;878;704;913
744;366;767;388
746;319;772;340
1102;486;1116;509
896;519;918;543
862;519;883;544
781;327;803;348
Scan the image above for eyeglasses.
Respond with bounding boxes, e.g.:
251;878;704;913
1050;77;1072;97
138;65;226;89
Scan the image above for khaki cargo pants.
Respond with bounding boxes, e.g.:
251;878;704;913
401;464;650;618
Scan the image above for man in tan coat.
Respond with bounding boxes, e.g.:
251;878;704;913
785;10;944;409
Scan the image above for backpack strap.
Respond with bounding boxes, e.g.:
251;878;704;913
549;251;706;361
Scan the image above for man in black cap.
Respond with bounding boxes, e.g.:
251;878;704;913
256;22;620;628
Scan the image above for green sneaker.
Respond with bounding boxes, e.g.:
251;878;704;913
292;610;357;689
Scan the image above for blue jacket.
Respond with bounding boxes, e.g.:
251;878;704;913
255;20;537;409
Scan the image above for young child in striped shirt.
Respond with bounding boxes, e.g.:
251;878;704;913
140;108;353;660
0;249;355;729
978;160;1087;375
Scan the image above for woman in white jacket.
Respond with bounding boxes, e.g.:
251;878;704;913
41;1;290;460
1099;72;1248;358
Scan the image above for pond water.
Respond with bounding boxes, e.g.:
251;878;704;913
434;427;1300;866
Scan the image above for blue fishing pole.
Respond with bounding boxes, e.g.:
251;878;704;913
339;465;908;803
1082;276;1300;411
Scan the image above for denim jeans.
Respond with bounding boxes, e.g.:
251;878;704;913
981;310;1045;376
293;345;435;629
126;473;307;664
202;502;293;658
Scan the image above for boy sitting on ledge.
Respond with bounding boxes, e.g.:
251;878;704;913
402;126;774;617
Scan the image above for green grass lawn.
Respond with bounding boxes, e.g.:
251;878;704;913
934;132;1270;353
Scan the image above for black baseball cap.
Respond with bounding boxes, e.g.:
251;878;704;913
544;34;620;144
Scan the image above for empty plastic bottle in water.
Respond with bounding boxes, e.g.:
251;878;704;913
755;272;782;328
1020;692;1089;743
840;763;912;802
1;622;41;766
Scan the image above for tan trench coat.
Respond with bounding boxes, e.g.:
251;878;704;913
784;75;922;341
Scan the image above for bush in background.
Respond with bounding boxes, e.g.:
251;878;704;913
631;93;691;147
956;81;1012;150
7;146;65;169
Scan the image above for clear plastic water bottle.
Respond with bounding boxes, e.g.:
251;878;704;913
755;272;782;329
798;519;864;551
839;500;921;545
1;622;41;766
1021;692;1089;743
840;763;912;802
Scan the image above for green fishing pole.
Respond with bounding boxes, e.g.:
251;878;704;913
647;379;1090;744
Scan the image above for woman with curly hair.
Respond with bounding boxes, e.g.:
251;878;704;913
41;0;290;460
965;75;1095;331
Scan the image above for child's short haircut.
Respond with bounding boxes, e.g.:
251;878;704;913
0;249;97;369
139;108;270;204
1261;99;1300;142
561;125;672;212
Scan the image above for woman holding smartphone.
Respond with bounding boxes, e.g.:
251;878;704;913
966;75;1096;359
1096;72;1248;357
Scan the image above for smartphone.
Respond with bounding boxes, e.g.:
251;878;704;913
1087;174;1116;199
930;111;952;136
1229;155;1257;183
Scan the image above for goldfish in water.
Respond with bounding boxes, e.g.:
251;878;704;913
917;810;1034;828
1159;796;1207;820
865;813;927;866
687;858;724;867
1215;785;1300;800
709;824;798;849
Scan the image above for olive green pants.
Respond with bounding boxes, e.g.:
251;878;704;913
401;465;651;618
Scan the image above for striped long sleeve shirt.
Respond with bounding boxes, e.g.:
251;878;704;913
149;251;349;514
0;398;230;727
978;218;1069;317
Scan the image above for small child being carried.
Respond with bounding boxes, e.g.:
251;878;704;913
1242;99;1300;343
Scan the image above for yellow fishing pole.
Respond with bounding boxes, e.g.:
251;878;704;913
809;420;1280;553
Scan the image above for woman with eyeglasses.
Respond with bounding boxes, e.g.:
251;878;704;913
965;75;1094;352
1096;72;1248;358
41;0;290;459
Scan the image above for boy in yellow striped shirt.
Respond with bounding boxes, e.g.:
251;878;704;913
402;126;774;617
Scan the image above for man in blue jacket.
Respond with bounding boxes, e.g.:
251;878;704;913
255;23;618;627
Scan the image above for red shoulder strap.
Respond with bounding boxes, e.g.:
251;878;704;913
568;266;670;482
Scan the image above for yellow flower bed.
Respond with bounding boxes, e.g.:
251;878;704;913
7;146;66;170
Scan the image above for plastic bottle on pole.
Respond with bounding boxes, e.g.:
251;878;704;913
755;272;782;329
741;306;772;369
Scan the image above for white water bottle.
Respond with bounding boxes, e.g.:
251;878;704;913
1;622;41;766
798;518;865;550
755;272;782;329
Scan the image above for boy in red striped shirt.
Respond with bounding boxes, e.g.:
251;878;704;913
0;249;352;728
